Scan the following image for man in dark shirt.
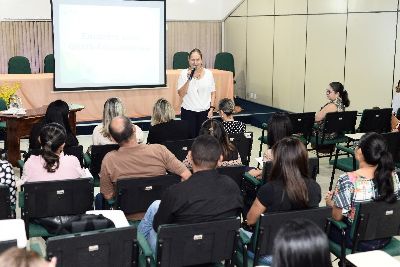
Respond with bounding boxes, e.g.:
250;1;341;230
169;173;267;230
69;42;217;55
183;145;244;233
138;134;243;252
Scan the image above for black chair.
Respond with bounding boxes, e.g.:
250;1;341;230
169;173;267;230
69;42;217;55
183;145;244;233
310;111;357;160
236;207;332;267
115;174;180;216
84;144;119;187
0;185;11;219
47;226;138;267
0;239;17;253
217;165;246;188
358;108;392;133
162;139;195;162
228;132;253;166
139;217;241;267
20;178;94;238
289;112;316;145
383;132;400;165
328;201;400;267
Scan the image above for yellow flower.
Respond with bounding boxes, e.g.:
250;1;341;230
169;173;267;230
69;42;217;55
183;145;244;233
0;82;21;105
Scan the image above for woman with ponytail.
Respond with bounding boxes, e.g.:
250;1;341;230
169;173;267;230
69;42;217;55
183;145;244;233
326;132;400;250
22;123;85;183
314;82;350;140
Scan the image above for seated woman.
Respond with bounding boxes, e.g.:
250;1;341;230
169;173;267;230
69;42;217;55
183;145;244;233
218;98;246;134
326;132;400;251
92;97;144;145
245;137;321;265
0;159;16;207
272;220;332;267
147;98;190;144
314;82;350;140
22;123;85;183
248;112;293;178
183;119;242;168
29;100;78;150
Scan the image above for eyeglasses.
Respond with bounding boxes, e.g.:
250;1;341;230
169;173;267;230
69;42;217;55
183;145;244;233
326;89;334;94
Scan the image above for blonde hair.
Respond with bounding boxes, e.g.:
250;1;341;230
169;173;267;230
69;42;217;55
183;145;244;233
0;247;47;267
101;97;124;138
151;98;175;126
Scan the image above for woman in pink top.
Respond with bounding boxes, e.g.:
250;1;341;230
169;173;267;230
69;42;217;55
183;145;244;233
22;123;85;183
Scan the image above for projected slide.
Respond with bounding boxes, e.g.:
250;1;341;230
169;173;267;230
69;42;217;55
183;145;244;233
52;0;165;91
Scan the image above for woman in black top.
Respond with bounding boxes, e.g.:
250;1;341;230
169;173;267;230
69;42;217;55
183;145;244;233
147;98;191;144
28;100;78;150
247;137;321;225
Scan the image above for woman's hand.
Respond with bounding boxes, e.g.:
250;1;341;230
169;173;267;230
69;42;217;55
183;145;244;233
325;191;334;207
207;109;213;119
248;168;262;179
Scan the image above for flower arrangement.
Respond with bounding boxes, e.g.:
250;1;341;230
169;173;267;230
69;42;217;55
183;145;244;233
0;82;21;105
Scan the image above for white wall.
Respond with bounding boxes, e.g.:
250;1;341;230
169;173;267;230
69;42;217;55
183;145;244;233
0;0;243;21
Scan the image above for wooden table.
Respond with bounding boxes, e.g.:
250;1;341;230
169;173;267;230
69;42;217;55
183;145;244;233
0;69;234;122
0;104;84;166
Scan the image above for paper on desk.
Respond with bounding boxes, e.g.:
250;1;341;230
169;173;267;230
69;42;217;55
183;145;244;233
255;157;264;167
86;210;129;228
1;108;26;115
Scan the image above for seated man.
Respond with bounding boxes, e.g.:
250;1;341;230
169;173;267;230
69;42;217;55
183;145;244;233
138;134;243;252
99;116;191;213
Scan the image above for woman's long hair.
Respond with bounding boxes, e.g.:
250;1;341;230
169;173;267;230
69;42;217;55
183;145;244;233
272;220;332;267
101;97;124;138
267;112;293;148
358;132;396;203
199;119;236;161
151;98;175;126
43;100;73;134
269;137;310;208
39;123;66;173
330;82;350;107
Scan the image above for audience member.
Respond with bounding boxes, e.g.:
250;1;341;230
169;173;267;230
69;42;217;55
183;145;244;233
326;132;400;251
0;247;57;267
248;112;293;178
22;123;85;183
245;137;321;265
392;80;400;116
147;98;190;144
218;98;246;134
92;97;143;145
99;116;191;211
183;119;242;168
314;82;350;140
29;100;78;150
0;159;16;206
272;220;332;267
177;48;216;137
138;134;243;252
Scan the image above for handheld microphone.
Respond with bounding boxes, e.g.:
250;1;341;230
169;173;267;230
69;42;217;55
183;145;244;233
188;67;196;80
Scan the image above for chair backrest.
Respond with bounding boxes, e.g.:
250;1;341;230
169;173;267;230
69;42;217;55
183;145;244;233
156;217;240;267
322;111;357;140
351;200;400;252
162;139;195;162
172;51;189;69
288;112;315;141
358;108;392;133
47;226;137;267
217;165;246;188
254;207;331;262
0;240;17;253
8;56;31;74
90;144;119;177
228;132;253;166
116;174;181;214
261;157;319;184
22;178;94;234
44;54;55;73
382;132;400;163
0;185;11;219
214;52;235;77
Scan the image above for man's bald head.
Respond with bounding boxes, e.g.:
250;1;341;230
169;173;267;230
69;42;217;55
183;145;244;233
109;116;135;145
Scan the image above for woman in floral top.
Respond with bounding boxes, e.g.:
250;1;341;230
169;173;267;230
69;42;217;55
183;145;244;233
326;132;400;251
314;82;350;140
